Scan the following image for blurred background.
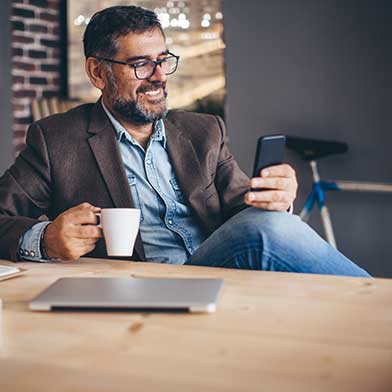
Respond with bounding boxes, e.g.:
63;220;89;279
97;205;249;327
68;0;225;115
0;0;391;276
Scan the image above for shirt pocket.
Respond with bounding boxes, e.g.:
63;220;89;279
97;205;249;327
169;177;186;204
127;174;144;222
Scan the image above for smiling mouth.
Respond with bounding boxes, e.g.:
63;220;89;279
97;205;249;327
139;87;167;103
144;88;162;96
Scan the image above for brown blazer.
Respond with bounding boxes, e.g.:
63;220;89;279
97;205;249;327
0;100;250;261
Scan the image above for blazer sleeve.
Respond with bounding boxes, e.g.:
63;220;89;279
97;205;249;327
0;122;52;261
214;115;250;221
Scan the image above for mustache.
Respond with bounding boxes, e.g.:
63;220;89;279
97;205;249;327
137;82;166;94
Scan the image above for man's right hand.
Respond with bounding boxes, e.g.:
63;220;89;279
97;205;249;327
43;202;103;261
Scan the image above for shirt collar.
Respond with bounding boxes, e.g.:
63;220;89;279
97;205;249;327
101;99;167;149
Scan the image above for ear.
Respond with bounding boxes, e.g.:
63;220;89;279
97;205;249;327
85;57;107;90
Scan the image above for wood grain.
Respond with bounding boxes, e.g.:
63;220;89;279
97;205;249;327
0;257;391;392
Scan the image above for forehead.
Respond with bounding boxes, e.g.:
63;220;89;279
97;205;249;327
114;29;167;58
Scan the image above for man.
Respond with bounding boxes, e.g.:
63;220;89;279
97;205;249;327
0;5;369;276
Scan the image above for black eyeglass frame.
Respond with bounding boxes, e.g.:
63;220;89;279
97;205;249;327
94;52;180;80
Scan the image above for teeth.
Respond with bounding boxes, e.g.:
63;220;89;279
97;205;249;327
145;89;160;96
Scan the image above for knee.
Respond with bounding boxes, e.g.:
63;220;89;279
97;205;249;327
235;207;303;244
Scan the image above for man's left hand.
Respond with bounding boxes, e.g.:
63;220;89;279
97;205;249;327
244;164;298;211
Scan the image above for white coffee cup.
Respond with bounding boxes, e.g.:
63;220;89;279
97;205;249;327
96;208;141;257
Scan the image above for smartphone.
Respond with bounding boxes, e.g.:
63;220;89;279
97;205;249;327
251;135;286;190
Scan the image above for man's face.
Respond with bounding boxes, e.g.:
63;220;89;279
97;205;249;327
102;29;169;124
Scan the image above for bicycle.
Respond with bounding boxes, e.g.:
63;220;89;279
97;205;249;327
286;136;392;249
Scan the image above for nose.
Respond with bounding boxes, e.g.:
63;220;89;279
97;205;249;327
148;62;167;83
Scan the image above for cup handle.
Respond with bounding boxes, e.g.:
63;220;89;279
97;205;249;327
95;213;102;228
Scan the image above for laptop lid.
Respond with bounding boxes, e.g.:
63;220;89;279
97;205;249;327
29;277;223;313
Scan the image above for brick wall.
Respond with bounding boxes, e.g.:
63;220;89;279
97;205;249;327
11;0;62;154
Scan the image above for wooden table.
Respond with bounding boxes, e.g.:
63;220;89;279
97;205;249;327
0;258;391;392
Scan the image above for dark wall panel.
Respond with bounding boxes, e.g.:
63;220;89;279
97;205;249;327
224;0;392;277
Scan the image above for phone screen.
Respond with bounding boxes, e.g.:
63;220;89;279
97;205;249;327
252;134;286;179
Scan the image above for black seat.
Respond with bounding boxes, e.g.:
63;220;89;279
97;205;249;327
286;136;348;161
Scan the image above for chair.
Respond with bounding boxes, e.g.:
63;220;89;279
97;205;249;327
31;97;83;121
286;135;392;248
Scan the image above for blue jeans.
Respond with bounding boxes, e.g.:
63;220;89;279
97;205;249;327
186;207;371;277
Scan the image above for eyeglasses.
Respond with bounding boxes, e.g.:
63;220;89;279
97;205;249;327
95;52;180;80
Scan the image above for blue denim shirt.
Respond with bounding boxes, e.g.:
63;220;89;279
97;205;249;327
18;103;207;264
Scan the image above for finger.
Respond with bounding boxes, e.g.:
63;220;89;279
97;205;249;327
65;209;100;225
73;225;103;239
62;240;98;260
249;177;291;191
259;164;296;178
66;202;101;214
66;225;103;240
79;243;97;256
84;237;101;245
74;239;97;250
249;202;290;211
245;190;292;204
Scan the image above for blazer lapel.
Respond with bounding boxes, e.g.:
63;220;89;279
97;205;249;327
164;118;207;213
87;101;145;260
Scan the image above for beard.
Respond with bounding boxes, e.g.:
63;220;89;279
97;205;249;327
106;69;168;124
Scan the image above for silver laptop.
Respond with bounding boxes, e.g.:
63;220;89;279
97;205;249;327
29;277;223;313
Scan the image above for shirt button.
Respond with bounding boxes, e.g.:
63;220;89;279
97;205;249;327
168;220;173;225
29;251;36;257
146;159;152;165
24;250;29;256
